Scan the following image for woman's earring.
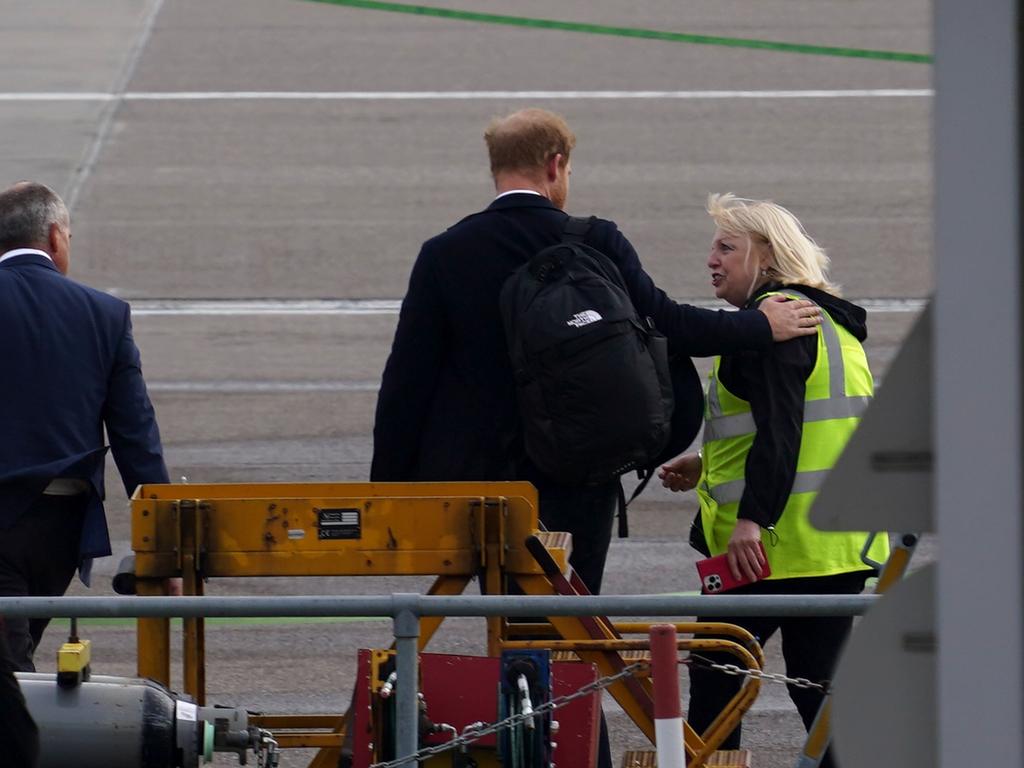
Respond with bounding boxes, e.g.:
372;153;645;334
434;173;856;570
760;267;769;276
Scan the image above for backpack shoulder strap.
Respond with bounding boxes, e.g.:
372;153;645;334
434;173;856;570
562;215;596;243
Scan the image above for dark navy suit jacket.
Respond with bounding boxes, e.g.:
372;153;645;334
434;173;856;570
370;193;773;483
0;252;168;578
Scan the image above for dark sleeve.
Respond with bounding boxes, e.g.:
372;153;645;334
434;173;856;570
596;221;773;357
102;305;170;497
370;245;446;481
732;334;817;528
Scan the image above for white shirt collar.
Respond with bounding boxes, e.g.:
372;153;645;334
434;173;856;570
493;189;543;201
0;248;53;265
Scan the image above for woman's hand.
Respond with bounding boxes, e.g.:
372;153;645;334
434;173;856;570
760;295;822;341
659;452;702;492
727;519;766;582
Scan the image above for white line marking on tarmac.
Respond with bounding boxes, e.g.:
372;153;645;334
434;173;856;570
129;297;927;316
131;299;403;316
0;89;934;102
855;298;930;313
148;380;379;393
3;93;116;101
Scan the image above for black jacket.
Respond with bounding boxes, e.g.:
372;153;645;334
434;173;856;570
718;284;869;528
371;193;773;484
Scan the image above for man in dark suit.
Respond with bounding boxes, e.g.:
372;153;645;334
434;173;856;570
0;181;169;671
371;108;821;596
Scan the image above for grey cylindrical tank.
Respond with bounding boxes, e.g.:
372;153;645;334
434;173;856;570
17;673;181;768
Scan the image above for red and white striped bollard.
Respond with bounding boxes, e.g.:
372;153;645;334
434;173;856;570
650;623;686;768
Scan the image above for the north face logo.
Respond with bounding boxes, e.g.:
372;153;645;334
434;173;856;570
567;310;602;328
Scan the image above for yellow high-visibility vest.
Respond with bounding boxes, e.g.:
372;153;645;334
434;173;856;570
696;289;889;579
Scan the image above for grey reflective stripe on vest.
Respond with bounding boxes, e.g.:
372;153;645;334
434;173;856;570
710;468;833;506
786;289;844;400
707;365;724;419
704;289;869;443
704;395;871;441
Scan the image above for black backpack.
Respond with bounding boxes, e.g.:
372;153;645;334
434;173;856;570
500;216;675;486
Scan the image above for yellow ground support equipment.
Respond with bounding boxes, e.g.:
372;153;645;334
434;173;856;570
130;481;763;768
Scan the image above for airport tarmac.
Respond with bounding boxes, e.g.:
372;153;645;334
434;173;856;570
5;1;933;765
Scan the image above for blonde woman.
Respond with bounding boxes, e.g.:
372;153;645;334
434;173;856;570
660;194;888;766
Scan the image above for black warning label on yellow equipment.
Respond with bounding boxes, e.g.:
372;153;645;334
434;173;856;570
317;508;361;540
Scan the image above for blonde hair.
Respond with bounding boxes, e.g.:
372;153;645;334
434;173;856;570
706;193;839;294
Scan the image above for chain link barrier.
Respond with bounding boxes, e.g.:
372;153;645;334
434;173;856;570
368;653;829;768
686;653;830;693
368;661;649;768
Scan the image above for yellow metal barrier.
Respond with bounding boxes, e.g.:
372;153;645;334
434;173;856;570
130;481;762;768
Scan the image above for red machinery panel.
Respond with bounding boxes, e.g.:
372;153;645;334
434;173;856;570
351;650;601;768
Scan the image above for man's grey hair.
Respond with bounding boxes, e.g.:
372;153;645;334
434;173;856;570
0;181;69;253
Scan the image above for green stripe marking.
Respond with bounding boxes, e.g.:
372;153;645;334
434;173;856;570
307;0;931;64
52;616;388;629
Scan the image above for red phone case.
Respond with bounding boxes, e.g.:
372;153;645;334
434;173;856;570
696;542;771;593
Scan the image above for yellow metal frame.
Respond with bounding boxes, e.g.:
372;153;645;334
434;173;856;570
130;481;763;768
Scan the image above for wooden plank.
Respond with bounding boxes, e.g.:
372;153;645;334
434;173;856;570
621;750;657;768
706;749;754;766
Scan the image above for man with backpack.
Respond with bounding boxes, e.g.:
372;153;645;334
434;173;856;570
371;108;821;596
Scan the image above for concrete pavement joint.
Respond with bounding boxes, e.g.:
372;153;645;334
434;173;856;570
64;0;165;212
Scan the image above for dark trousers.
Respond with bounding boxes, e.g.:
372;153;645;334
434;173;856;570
498;479;619;768
536;481;618;768
686;571;869;768
0;620;39;767
537;480;618;596
0;494;87;672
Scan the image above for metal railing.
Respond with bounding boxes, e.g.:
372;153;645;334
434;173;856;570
0;593;877;765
